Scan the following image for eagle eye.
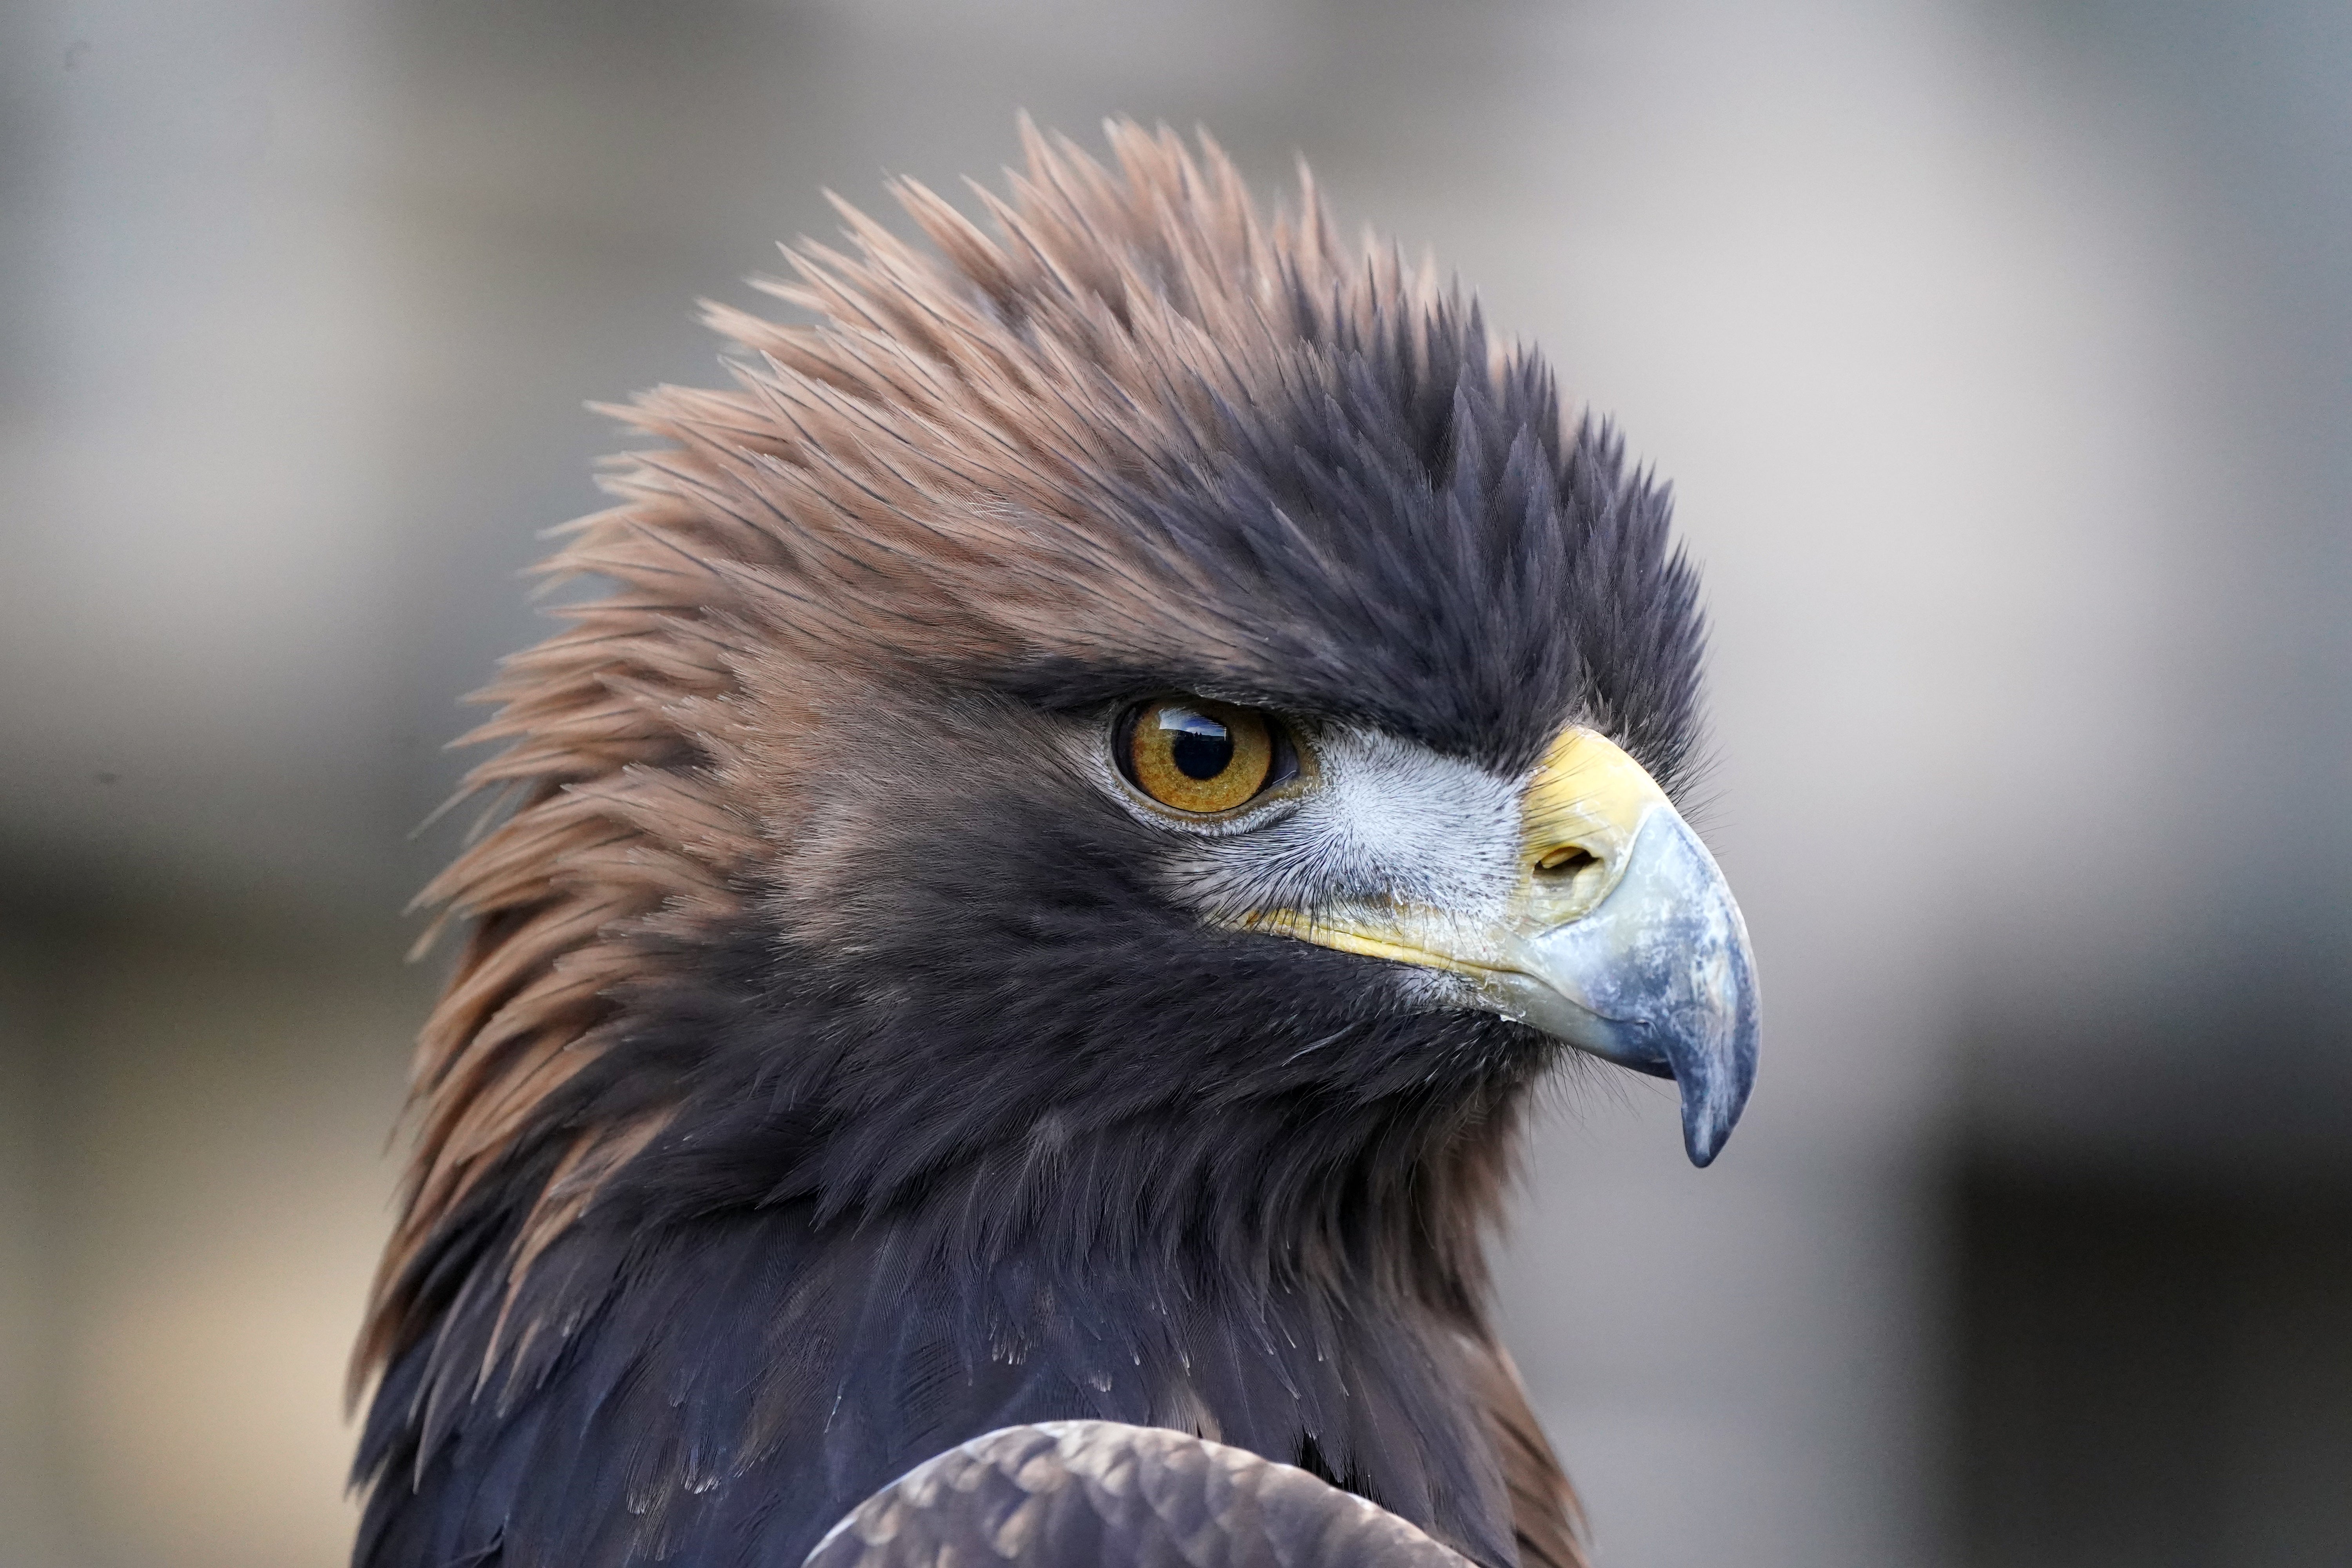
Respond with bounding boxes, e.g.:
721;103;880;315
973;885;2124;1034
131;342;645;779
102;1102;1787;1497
1116;697;1293;817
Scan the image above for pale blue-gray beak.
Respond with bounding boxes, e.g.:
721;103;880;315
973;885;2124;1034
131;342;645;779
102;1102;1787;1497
1479;805;1759;1165
1245;727;1760;1167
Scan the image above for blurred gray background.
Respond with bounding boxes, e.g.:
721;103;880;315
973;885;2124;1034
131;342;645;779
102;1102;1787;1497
2;2;2347;1566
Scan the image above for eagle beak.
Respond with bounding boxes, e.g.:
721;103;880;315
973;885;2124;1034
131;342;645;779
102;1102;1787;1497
1250;728;1759;1166
1478;727;1760;1165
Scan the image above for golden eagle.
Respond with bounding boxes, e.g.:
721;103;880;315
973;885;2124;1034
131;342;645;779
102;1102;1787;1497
354;120;1757;1568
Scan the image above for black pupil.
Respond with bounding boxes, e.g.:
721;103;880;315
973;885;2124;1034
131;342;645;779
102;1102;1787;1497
1160;708;1234;780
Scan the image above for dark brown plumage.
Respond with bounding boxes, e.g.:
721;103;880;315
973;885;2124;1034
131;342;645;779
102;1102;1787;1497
354;118;1736;1568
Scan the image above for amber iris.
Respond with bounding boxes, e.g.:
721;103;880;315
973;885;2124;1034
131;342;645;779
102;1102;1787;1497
1125;698;1275;815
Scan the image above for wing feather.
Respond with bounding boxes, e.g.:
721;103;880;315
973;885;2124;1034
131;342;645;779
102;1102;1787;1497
804;1421;1474;1568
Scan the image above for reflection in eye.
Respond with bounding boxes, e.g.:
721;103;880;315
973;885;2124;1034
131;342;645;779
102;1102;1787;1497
1160;705;1236;780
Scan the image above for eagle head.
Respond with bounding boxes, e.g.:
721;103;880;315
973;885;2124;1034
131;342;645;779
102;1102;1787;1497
355;119;1756;1568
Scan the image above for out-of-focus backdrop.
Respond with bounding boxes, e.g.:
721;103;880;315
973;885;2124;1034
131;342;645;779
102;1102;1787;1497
3;2;2347;1566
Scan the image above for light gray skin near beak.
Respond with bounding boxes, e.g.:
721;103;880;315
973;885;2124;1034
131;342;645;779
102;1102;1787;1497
1475;809;1760;1166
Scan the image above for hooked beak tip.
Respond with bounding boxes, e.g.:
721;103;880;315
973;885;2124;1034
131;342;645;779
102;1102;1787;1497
1681;1080;1745;1167
1517;807;1762;1166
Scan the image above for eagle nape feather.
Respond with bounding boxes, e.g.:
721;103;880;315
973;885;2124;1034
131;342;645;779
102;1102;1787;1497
352;117;1755;1568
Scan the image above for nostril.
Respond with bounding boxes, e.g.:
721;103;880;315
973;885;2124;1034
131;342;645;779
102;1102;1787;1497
1535;846;1598;878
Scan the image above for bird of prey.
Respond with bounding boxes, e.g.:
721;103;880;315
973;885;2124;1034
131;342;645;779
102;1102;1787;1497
353;120;1757;1568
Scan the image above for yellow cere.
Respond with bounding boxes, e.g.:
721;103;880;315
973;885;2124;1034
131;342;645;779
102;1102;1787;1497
1516;727;1675;921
